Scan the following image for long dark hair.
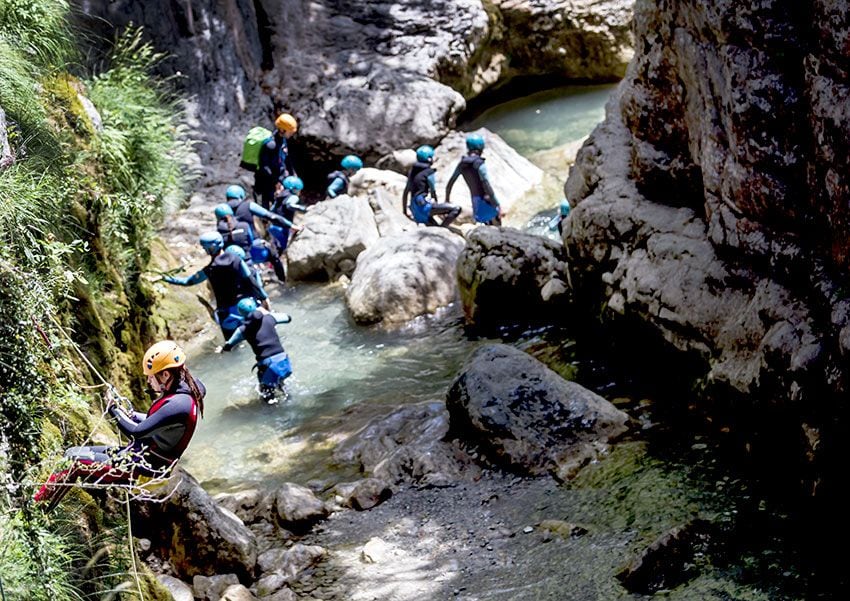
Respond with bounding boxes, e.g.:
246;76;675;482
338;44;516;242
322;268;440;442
164;365;205;417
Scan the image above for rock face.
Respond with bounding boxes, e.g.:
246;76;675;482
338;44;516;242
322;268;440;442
446;344;629;480
346;228;466;325
74;1;633;159
457;226;570;330
564;1;850;477
132;468;257;580
432;129;544;224
286;195;380;280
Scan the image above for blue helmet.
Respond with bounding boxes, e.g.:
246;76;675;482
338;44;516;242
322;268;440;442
560;199;571;217
199;232;224;255
226;185;246;200
224;244;246;260
416;145;435;163
215;203;234;219
341;155;363;171
465;134;485;151
237;297;258;317
283;176;304;192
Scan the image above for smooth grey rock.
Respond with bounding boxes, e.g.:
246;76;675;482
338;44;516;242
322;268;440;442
360;537;391;564
257;544;327;590
192;573;239;601
133;468;257;580
346;228;466;325
274;483;329;530
287;196;379;281
457;226;571;330
259;588;297;601
155;574;193;601
76;93;103;132
214;488;272;525
220;584;257;601
332;478;392;511
447;345;629;480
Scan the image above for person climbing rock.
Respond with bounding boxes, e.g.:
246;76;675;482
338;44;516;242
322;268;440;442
255;113;298;208
402;145;460;228
162;232;269;338
226;184;295;282
218;297;293;402
446;134;502;225
225;244;264;290
269;176;308;251
34;341;205;509
548;199;571;235
216;203;254;256
326;155;363;199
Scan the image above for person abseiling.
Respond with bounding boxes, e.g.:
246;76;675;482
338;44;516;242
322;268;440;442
34;341;205;508
226;184;294;282
548;199;571;235
402;145;460;227
216;203;254;256
162;232;269;338
255;113;299;208
219;297;293;402
326;155;363;199
446;134;502;225
269;176;308;251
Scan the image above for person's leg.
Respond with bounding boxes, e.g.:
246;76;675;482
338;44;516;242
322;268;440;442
266;243;286;282
429;203;461;227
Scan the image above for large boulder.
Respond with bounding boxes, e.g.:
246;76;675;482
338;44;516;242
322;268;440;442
446;345;629;480
346;228;466;325
132;468;257;580
432;128;544;225
255;544;327;597
286;195;380;280
457;226;571;330
273;483;329;531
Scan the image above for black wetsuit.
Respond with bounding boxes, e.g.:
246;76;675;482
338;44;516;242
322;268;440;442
255;132;297;208
326;170;350;198
403;161;460;227
217;217;254;255
227;198;258;233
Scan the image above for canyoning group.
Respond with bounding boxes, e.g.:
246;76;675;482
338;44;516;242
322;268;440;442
33;111;514;509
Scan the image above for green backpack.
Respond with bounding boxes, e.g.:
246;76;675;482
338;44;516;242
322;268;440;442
240;126;272;171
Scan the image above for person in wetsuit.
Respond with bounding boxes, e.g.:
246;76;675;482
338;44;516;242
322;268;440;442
548;199;571;236
402;145;460;227
445;133;503;225
219;297;293;402
268;176;308;251
34;341;205;508
162;232;269;339
216;203;254;256
325;155;363;199
255;113;299;209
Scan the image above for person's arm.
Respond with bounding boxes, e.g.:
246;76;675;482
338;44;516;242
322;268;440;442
163;270;207;286
240;260;268;301
402;176;411;216
285;196;308;213
427;172;438;201
273;313;292;325
445;163;461;201
222;326;247;351
326;177;345;198
249;201;295;227
478;163;498;205
109;395;192;438
259;140;275;177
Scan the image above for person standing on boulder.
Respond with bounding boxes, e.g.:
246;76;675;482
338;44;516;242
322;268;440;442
446;134;503;225
325;155;363;199
217;298;293;403
402;145;461;228
269;176;308;252
34;341;205;510
255;113;299;209
162;232;270;338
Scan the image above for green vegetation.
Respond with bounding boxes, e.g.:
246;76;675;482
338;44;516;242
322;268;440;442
0;1;195;598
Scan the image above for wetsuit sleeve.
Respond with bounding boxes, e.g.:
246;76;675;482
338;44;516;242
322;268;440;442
222;326;246;351
445;163;461;201
259;140;275;177
164;270;207;286
273;313;292;324
109;395;194;438
286;197;308;213
478;163;498;204
402;174;411;213
251;201;294;227
240;260;268;300
427;172;438;201
327;177;345;198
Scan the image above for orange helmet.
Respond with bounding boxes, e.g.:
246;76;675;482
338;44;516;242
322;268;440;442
143;341;186;376
275;113;298;134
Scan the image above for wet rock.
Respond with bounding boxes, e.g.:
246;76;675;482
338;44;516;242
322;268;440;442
447;345;629;480
155;574;193;601
334;401;471;487
286;196;380;281
346;228;466;325
133;468;257;580
220;584;257;601
0;106;13;169
431;129;544;224
332;478;392;511
457;226;571;330
192;573;239;601
274;483;329;531
617;520;713;594
360;537;391;564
